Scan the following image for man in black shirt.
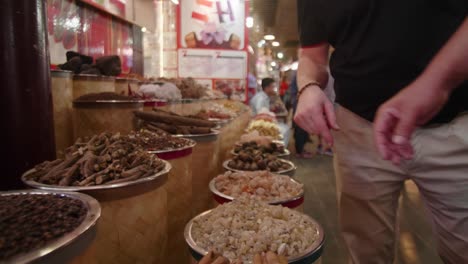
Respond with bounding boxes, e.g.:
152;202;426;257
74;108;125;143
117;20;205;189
295;0;468;263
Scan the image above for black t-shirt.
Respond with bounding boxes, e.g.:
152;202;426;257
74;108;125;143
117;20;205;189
298;0;468;124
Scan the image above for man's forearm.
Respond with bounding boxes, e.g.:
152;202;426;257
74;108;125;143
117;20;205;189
418;17;468;92
297;45;330;91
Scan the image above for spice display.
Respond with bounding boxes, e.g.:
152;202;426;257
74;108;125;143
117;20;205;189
191;198;319;261
128;129;194;151
135;109;217;135
246;120;281;139
24;132;166;186
0;194;87;260
227;151;292;172
233;141;286;156
214;171;303;202
138;83;182;101
238;131;275;146
74;92;136;101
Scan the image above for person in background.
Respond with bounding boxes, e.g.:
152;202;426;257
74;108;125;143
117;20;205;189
295;0;468;262
279;75;289;101
290;73;313;158
249;78;276;116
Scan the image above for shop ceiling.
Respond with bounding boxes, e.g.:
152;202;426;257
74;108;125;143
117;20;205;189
251;0;299;60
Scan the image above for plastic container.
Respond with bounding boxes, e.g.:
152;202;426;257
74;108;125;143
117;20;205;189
72;74;115;99
72;99;143;141
50;70;74;157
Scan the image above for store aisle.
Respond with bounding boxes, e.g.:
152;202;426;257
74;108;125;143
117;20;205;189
292;155;443;264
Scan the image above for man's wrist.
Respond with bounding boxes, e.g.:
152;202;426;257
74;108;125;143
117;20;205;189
297;81;321;100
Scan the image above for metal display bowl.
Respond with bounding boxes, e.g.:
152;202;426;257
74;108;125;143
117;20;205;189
184;209;325;264
223;159;296;177
172;129;220;141
231;148;291;159
21;160;172;197
147;138;197;160
209;177;304;209
0;190;101;264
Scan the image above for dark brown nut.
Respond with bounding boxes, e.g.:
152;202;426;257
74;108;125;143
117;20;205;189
257;160;267;170
228;160;237;168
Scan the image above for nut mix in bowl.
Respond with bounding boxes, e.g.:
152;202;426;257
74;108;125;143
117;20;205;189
233;141;287;156
190;198;319;262
128;129;195;152
226;152;292;172
214;171;303;203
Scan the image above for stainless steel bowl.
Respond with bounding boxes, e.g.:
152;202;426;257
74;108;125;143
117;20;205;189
21;160;171;197
223;159;296;176
209;176;304;208
172;129;220;142
184;209;325;264
0;190;101;264
146;138;197;154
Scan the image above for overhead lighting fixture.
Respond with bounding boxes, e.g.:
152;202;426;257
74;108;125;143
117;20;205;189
271;61;277;67
141;27;147;33
257;40;265;48
277;52;284;59
272;41;280;47
170;0;179;4
264;34;275;40
246;17;254;28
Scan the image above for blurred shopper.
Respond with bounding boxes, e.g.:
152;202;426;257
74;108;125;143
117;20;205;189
279;76;289;101
249;78;276;116
295;0;468;262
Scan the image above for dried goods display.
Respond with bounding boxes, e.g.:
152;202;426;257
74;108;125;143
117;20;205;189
190;198;319;261
226;151;292;172
0;194;87;260
214;171;303;202
128;129;194;151
233;141;286;156
74;92;137;101
239;131;276;146
138;83;182;101
157;77;207;99
135;109;217;135
24;132;167;186
246;120;281;139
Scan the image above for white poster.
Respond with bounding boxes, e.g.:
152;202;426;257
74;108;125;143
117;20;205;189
180;0;245;50
178;49;247;79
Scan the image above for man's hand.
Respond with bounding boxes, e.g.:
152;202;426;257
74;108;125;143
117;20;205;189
374;81;450;165
253;252;288;264
199;252;231;264
294;85;339;146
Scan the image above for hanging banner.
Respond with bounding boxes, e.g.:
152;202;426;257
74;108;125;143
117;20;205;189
177;0;248;101
179;0;245;50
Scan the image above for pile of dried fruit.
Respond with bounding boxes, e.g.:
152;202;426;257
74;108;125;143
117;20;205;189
227;151;291;172
25;132;166;186
233;141;286;156
246;120;281;139
0;194;87;260
128;129;194;151
74;92;137;101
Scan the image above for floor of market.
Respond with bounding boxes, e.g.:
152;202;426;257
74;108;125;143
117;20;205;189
289;136;443;264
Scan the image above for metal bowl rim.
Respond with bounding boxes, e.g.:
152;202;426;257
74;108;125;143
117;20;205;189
209;174;304;205
146;138;197;154
230;148;290;158
184;208;325;263
222;159;297;175
21;159;171;192
172;129;220;138
0;190;101;263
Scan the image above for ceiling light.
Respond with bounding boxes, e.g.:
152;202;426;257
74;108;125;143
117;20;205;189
141;27;147;33
271;61;277;67
264;34;275;40
272;41;280;47
277;52;284;59
170;0;179;4
246;17;254;28
257;40;265;48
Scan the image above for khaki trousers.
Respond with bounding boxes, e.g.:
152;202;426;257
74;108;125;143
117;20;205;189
333;105;468;264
